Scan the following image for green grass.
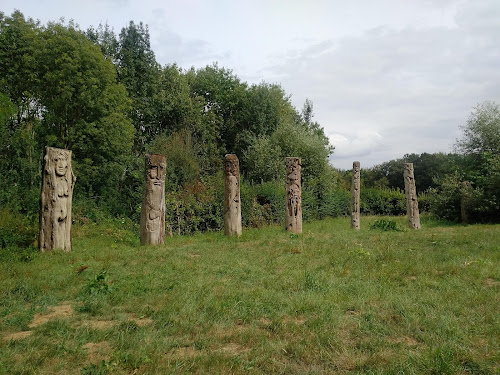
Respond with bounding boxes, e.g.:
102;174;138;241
1;215;499;374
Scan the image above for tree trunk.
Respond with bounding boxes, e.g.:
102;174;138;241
39;146;76;252
140;154;166;245
224;154;242;236
286;157;302;234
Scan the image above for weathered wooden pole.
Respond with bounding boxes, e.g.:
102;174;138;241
403;163;421;229
286;157;302;234
224;154;242;236
140;154;166;245
351;161;361;229
39;146;76;252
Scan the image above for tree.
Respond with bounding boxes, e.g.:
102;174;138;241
0;12;44;211
244;136;284;183
187;63;247;154
86;22;119;62
455;101;500;215
116;21;160;147
0;12;135;214
431;101;500;222
456;101;500;155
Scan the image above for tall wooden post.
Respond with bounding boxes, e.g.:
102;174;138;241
404;163;421;229
286;157;302;234
224;154;242;236
140;154;166;245
351;161;361;229
39;147;76;252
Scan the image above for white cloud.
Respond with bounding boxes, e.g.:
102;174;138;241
265;0;500;168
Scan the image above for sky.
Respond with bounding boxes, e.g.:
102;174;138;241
3;0;500;169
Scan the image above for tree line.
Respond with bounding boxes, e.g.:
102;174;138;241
0;10;498;246
344;101;499;222
0;11;333;226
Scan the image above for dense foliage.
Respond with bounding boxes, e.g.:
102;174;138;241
1;10;498;247
356;102;500;223
0;11;337;235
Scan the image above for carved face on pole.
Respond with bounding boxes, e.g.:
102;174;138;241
286;157;301;216
40;146;75;252
54;152;69;177
146;156;166;211
352;162;360;190
225;156;240;204
140;154;166;245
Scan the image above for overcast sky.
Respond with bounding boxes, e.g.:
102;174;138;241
3;0;500;169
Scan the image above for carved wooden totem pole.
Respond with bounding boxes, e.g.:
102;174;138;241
351;161;361;229
224;154;242;236
140;154;166;245
286;157;302;234
403;163;421;229
39;147;76;252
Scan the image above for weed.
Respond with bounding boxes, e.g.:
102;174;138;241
369;219;402;231
304;271;323;292
84;271;112;296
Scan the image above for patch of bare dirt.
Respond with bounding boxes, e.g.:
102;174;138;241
3;331;33;341
282;315;307;325
294;316;307;325
219;342;250;356
259;317;272;325
485;278;499;287
407;275;417;281
134;317;154;327
166;346;201;359
345;308;361;316
83;341;112;363
80;320;116;330
208;323;247;340
387;336;419;346
125;314;154;327
28;301;74;328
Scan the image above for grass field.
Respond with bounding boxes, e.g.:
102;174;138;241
0;215;499;374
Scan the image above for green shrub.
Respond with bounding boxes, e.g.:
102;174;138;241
84;271;112;296
165;174;224;234
242;180;284;228
0;208;37;249
418;191;432;213
369;219;402;231
361;188;406;216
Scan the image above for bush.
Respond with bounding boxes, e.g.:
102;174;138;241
417;191;432;213
0;208;37;249
165;174;224;234
428;172;489;223
361;188;406;216
369;219;402;231
241;180;284;228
